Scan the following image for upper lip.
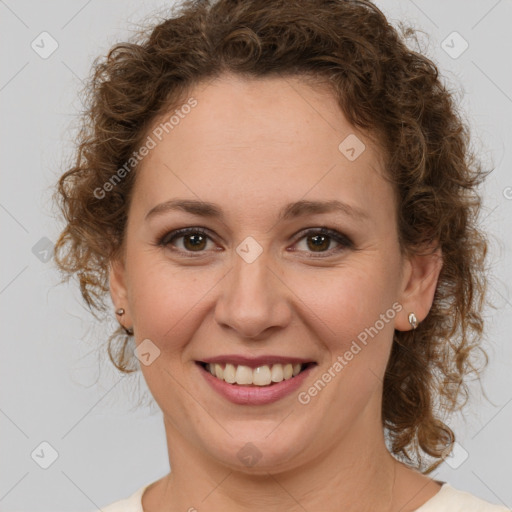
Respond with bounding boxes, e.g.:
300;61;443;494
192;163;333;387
198;355;316;369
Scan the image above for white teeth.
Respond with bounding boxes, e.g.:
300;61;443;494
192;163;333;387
214;363;224;379
235;365;253;385
253;366;272;386
270;364;284;382
224;363;236;383
204;362;307;386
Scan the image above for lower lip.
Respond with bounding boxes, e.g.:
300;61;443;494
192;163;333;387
197;363;315;405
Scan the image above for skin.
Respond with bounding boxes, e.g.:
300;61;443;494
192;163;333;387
110;73;444;512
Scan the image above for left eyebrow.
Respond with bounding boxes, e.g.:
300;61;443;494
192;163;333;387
145;199;224;221
144;198;370;223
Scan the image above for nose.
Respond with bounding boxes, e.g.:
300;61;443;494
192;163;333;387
214;249;292;340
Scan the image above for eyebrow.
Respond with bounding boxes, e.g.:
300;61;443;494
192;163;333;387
145;198;369;223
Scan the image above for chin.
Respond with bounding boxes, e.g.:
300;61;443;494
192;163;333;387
197;421;314;473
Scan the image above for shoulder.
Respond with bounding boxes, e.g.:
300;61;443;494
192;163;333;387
414;483;511;512
96;483;149;512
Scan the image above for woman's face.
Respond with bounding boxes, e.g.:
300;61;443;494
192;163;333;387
110;73;440;472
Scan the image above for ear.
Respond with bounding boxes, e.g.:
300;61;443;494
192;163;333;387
109;254;133;329
395;243;443;331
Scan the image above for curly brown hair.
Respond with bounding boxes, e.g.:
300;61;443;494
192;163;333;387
53;0;492;474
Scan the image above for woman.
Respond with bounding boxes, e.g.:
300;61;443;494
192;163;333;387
53;0;510;510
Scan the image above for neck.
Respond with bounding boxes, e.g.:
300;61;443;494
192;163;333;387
147;412;400;512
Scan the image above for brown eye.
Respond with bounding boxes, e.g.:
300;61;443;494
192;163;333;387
157;226;353;258
180;232;208;251
292;228;353;257
159;228;214;253
305;233;331;252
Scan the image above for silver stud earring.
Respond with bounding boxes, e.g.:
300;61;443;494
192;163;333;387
408;312;418;330
115;308;133;335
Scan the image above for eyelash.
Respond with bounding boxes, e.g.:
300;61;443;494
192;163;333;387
156;226;354;258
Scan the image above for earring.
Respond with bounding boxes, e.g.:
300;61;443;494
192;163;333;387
408;312;418;330
115;308;134;335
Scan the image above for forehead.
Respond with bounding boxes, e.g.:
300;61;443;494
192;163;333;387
132;74;392;223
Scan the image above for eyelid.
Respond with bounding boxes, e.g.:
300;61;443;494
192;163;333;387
156;225;354;256
158;227;215;252
294;226;353;244
290;227;354;255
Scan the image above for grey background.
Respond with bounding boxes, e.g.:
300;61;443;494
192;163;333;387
1;0;511;510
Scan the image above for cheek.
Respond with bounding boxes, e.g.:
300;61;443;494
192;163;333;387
295;265;399;400
126;237;401;355
290;259;399;348
126;254;222;348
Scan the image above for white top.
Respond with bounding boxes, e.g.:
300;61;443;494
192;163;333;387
98;481;511;511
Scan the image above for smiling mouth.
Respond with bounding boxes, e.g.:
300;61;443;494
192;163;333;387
198;361;315;387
